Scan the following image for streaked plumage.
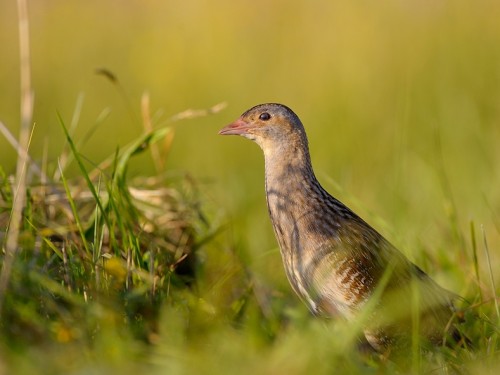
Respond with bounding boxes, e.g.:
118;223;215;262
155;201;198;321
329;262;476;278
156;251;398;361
219;103;464;355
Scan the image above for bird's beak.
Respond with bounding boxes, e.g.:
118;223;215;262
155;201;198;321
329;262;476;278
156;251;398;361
218;117;252;136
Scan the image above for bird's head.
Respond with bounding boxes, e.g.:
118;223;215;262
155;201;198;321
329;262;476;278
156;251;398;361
219;103;307;150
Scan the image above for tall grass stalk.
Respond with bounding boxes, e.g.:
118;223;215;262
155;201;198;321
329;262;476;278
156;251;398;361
0;0;33;314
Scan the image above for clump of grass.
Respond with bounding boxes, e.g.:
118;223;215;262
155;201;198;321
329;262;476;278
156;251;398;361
0;3;229;365
0;101;219;347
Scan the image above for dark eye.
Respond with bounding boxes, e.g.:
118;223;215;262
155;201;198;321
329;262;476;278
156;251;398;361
259;112;271;121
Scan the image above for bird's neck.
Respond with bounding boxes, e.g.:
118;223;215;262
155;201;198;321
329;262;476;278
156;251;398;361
263;139;318;197
262;139;327;238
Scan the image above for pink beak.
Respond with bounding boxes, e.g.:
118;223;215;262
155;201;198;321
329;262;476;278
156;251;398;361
218;118;253;135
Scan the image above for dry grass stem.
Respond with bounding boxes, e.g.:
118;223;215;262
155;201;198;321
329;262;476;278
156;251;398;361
0;0;34;314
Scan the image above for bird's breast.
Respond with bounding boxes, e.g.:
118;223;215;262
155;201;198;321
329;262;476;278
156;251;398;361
266;189;371;317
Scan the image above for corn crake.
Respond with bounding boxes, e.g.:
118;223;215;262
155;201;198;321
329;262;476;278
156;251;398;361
219;103;468;358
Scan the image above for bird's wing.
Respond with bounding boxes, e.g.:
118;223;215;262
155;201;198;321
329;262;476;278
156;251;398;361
307;215;457;342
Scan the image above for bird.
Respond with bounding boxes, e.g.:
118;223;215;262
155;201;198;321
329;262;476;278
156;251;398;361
219;103;466;357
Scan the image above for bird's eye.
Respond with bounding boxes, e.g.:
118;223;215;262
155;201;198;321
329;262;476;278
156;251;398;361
259;112;271;121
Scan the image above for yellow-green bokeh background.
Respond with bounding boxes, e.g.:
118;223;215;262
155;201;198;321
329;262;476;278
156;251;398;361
1;0;499;294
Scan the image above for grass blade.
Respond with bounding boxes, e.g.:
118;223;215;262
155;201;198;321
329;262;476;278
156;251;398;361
58;161;90;256
57;111;110;229
470;221;483;304
481;225;499;320
0;0;34;316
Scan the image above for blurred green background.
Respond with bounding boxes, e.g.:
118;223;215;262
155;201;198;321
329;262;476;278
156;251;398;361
2;0;500;308
3;0;499;263
0;0;499;372
1;0;500;294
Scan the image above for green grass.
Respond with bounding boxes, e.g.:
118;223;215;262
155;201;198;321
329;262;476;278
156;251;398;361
0;92;498;374
1;0;500;374
0;109;216;372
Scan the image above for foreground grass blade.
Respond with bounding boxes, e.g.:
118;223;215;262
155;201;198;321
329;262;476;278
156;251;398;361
57;111;110;229
58;161;90;255
114;126;172;183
